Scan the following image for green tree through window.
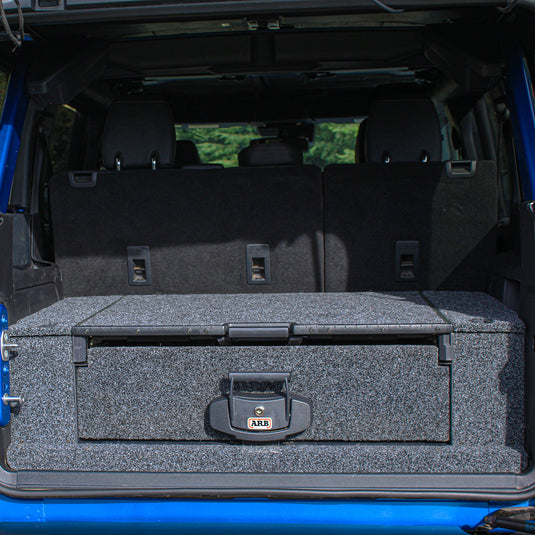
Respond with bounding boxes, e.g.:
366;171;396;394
305;123;358;167
175;122;359;169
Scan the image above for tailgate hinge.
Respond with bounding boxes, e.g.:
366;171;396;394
72;336;88;365
438;332;454;364
0;306;24;426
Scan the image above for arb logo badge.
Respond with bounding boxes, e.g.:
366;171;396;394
247;417;272;430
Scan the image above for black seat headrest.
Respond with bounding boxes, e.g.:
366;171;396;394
102;99;175;170
366;99;442;163
238;139;303;167
175;139;201;167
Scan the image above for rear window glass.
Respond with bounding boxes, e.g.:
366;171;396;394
175;125;257;167
304;123;358;167
175;122;359;168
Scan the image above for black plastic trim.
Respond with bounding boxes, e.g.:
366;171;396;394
73;323;452;338
1;0;517;26
0;468;534;501
292;323;452;335
72;325;227;337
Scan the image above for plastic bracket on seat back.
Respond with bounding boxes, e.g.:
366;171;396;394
68;171;97;188
445;160;477;178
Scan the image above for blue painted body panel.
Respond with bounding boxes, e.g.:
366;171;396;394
0;497;526;533
506;40;535;200
0;307;6;333
0;523;474;535
0;62;27;213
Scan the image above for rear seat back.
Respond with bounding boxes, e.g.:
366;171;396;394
49;103;323;296
324;99;498;292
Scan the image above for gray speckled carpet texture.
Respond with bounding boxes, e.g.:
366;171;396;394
7;291;527;474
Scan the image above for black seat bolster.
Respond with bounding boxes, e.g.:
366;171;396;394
175;140;201;167
323;161;498;292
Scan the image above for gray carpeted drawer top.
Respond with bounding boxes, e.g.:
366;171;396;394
10;291;524;336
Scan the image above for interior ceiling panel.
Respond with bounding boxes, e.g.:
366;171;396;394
24;8;476;40
101;29;430;79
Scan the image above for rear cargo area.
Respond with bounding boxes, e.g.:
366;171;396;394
7;291;526;474
2;7;535;499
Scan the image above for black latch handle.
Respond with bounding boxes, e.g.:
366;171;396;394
227;324;290;340
229;372;290;383
229;371;290;421
209;371;312;442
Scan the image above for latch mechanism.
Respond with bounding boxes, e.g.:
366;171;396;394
246;244;271;285
438;332;454;364
209;371;312;441
127;246;152;286
395;241;419;282
1;330;18;362
0;305;24;427
227;323;289;341
247;18;280;31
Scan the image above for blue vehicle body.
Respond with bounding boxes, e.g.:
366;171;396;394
0;11;534;534
0;62;27;214
0;497;530;533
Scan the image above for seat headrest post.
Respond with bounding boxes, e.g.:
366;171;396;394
151;151;159;170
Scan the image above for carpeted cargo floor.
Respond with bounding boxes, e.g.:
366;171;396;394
6;291;527;473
